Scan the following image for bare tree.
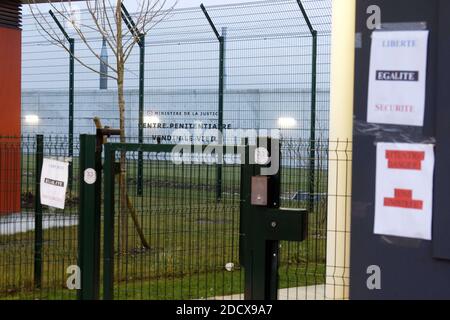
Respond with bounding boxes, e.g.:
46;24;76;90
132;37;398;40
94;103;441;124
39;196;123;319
28;0;177;252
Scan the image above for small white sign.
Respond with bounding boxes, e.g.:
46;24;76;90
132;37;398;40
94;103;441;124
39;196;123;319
40;158;69;210
374;143;434;240
367;30;429;126
84;168;97;185
255;147;270;165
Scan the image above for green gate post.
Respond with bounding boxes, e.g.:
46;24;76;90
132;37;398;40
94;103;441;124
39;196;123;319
49;10;75;190
308;32;317;212
69;38;75;191
103;143;115;300
296;0;318;213
138;35;145;196
239;141;257;297
78;135;101;300
216;36;225;201
201;3;225;201
240;138;308;300
34;134;44;289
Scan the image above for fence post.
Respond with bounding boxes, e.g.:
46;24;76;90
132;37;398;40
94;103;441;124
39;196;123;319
217;36;225;201
309;32;317;212
68;38;75;190
121;4;145;196
296;0;318;212
34;134;43;289
103;143;115;300
200;3;225;201
49;10;75;190
78;134;100;300
137;35;145;196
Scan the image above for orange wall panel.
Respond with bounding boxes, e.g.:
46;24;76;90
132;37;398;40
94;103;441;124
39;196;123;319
0;27;21;136
0;26;21;214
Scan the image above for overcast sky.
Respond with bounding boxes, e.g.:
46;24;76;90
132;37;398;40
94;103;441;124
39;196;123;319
23;0;264;14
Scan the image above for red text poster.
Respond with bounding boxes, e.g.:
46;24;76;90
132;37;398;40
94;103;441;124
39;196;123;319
374;143;434;240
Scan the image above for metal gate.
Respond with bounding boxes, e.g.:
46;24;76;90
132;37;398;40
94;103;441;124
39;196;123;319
89;137;326;301
101;142;242;300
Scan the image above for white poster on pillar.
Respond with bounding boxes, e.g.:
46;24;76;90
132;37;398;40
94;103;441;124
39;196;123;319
374;143;434;240
367;30;429;126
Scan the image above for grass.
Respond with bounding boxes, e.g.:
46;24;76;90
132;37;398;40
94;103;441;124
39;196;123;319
5;264;325;300
0;201;326;300
0;190;326;300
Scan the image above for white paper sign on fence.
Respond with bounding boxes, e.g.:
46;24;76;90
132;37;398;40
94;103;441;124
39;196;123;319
374;143;434;240
40;158;69;210
367;30;429;126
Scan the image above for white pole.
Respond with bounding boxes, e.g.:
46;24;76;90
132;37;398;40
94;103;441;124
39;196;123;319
325;0;356;300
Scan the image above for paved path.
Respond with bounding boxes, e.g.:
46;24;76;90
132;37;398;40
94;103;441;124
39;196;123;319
0;213;77;235
211;285;326;300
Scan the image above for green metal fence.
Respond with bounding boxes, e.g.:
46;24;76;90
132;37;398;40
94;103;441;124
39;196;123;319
22;0;332;142
0;135;79;300
0;0;339;301
0;135;336;300
97;138;330;300
98;141;328;299
101;142;242;300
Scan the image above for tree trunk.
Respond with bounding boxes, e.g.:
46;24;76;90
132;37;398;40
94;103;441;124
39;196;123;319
116;1;128;254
